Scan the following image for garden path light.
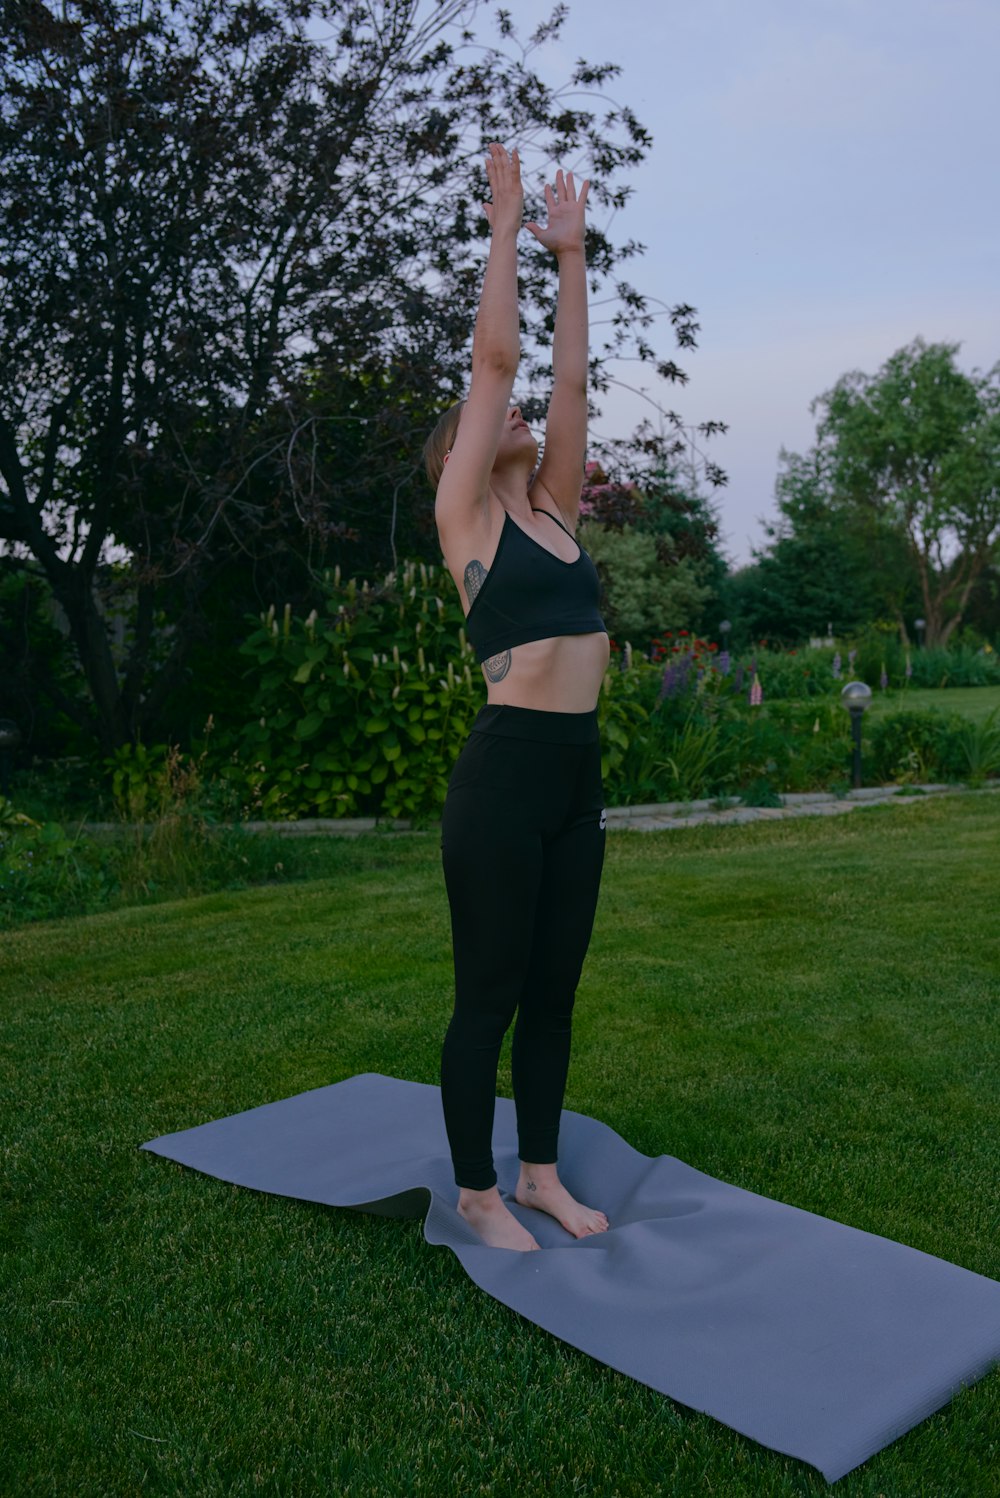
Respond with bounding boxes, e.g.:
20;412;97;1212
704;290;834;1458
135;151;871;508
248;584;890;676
840;679;873;789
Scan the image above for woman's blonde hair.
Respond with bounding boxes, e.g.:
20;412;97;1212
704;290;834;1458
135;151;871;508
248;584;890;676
423;400;465;488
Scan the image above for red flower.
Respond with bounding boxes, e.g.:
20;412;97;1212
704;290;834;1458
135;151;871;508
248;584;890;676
679;629;688;636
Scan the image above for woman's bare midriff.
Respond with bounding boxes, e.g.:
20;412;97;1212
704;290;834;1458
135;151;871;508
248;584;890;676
480;632;610;713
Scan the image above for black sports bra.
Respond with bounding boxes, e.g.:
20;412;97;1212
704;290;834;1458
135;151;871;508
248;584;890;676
463;507;607;664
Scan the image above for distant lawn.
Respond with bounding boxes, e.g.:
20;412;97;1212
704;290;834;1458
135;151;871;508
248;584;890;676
865;682;1000;722
3;793;999;1496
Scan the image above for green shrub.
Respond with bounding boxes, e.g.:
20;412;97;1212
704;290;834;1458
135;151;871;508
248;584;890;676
952;704;1000;786
739;649;831;700
846;624;1000;690
576;522;713;649
0;795;116;924
865;708;972;784
211;563;482;825
0;772;296;928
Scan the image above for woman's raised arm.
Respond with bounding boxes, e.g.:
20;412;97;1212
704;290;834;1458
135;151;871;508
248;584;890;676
527;169;590;528
435;144;524;532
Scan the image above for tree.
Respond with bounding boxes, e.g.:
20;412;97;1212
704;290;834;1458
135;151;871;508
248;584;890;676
577;521;714;652
811;339;1000;648
579;453;729;650
0;0;715;752
730;447;917;648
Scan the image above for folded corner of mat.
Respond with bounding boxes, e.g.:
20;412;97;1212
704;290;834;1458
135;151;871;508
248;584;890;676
140;1070;1000;1485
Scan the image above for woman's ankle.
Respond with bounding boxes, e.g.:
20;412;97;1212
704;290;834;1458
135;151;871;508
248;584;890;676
458;1183;502;1209
518;1160;559;1185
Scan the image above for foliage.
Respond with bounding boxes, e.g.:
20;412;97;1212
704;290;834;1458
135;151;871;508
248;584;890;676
0;561;91;758
0;0;709;754
0;795;114;924
597;655;663;803
730;447;911;649
579;521;715;653
865;709;974;786
730;340;1000;654
652;709;728;801
812;339;1000;649
214;564;481;825
0;765;293;927
596;648;858;804
952;705;1000;787
578;454;731;650
902;642;1000;688
0;792;40;830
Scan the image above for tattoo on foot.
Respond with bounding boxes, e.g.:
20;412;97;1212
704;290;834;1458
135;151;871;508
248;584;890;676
524;1177;537;1193
484;648;511;681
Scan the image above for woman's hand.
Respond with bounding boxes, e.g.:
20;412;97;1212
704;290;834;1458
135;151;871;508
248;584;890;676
482;142;524;237
525;168;590;257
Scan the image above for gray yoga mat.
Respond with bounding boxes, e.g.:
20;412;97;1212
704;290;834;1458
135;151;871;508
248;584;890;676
141;1072;1000;1483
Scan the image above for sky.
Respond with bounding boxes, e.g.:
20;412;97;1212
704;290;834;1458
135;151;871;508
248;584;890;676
514;0;1000;569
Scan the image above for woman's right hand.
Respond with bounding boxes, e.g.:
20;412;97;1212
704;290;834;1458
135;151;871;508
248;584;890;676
482;143;523;237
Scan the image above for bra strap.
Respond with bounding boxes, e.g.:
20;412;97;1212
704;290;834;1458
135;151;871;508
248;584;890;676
531;506;574;538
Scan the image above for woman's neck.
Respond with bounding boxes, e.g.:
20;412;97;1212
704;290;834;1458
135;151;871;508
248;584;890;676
489;467;534;519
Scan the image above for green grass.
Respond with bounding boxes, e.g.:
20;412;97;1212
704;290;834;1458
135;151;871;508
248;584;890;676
866;683;1000;723
3;795;1000;1496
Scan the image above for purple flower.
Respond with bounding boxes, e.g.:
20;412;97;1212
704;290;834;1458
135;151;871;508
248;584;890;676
848;649;857;669
880;663;888;690
660;655;691;699
732;663;745;693
718;649;730;675
832;651;842;679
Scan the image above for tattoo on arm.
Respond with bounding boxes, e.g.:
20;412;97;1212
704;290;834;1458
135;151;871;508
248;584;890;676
484;649;511;682
464;557;510;681
464;559;487;607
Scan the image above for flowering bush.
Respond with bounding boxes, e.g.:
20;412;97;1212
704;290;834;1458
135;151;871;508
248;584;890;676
211;563;483;823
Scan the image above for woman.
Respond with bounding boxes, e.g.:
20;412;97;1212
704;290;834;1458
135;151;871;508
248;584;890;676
427;143;611;1252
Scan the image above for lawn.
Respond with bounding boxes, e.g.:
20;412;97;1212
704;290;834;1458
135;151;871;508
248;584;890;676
866;682;1000;723
3;793;999;1496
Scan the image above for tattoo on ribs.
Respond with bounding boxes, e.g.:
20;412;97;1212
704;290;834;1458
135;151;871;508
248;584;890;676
464;558;487;606
484;649;511;682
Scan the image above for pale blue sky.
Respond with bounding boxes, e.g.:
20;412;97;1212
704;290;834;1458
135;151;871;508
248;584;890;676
524;0;1000;568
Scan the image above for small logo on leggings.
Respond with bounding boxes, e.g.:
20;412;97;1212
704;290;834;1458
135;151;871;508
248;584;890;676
599;808;607;830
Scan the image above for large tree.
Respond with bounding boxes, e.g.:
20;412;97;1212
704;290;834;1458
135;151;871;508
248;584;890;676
808;338;1000;648
729;446;918;649
0;0;714;751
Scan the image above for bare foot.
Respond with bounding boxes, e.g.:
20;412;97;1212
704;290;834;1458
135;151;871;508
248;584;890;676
457;1187;541;1251
515;1168;609;1238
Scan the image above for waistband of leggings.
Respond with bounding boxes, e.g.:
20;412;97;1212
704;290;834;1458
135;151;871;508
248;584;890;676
470;703;600;745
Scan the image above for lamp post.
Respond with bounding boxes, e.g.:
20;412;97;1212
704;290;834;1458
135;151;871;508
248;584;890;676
0;719;21;799
914;618;926;650
840;682;872;789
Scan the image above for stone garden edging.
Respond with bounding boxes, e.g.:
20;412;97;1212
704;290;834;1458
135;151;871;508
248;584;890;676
75;781;1000;838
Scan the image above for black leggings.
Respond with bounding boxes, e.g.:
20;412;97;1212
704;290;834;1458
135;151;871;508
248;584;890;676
440;702;607;1190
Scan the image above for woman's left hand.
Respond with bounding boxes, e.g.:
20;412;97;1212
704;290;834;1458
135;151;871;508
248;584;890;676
525;168;590;256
